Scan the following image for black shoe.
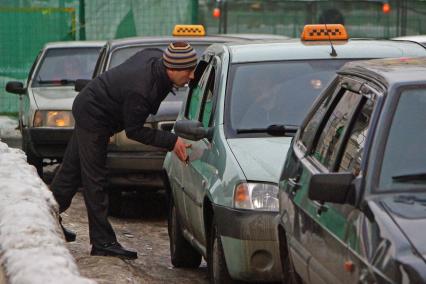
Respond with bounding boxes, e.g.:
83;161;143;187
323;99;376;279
59;217;76;242
91;241;138;260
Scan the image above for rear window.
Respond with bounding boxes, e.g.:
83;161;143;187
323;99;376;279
225;60;353;137
32;47;101;87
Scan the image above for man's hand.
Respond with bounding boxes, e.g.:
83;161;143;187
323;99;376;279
173;137;191;162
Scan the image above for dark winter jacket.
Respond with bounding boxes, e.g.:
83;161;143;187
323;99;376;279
72;48;178;150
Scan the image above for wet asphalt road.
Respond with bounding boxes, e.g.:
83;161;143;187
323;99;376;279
60;189;209;284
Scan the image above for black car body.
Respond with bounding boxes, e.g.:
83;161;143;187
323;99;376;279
278;57;426;283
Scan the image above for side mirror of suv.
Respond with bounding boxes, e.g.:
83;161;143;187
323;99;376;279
75;79;90;92
308;172;355;204
174;120;213;141
5;81;26;95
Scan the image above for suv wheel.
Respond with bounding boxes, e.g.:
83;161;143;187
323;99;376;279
168;201;201;268
279;228;302;284
209;221;233;284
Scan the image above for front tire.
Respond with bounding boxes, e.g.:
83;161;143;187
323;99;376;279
209;221;234;284
168;201;202;268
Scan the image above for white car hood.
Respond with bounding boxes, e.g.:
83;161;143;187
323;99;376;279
227;137;293;183
31;87;77;110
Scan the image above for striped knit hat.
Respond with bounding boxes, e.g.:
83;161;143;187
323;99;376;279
163;42;197;70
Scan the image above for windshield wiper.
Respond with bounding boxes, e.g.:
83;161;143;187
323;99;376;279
236;124;298;136
37;79;76;85
392;172;426;182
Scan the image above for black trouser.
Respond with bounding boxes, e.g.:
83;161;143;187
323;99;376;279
51;125;117;246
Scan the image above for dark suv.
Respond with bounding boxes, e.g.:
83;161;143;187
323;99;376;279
278;57;426;284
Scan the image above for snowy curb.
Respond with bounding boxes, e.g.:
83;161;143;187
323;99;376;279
0;142;96;284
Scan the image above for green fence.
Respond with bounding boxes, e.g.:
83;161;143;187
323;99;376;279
1;0;426;114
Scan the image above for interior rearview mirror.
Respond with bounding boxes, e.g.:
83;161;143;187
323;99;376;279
174;120;213;141
308;172;355;204
5;81;26;95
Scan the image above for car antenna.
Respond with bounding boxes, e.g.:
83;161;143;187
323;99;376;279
325;23;337;57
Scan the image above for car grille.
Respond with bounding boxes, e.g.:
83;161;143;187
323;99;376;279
157;121;174;132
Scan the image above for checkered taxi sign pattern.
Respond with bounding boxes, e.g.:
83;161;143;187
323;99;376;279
173;25;205;36
301;24;348;41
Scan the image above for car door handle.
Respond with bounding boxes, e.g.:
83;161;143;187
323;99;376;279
288;176;301;196
313;201;328;216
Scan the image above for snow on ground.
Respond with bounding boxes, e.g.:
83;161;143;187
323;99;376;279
0;117;20;139
0;141;95;284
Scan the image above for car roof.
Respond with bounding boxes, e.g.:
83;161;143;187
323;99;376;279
220;39;426;63
215;33;290;40
392;35;426;44
43;41;106;49
105;35;249;50
339;57;426;88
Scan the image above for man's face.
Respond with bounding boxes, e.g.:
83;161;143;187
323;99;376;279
168;68;195;87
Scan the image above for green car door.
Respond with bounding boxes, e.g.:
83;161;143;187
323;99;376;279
181;57;220;242
286;77;378;284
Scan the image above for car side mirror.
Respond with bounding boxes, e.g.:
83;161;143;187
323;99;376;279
75;79;90;92
308;172;355;204
174;120;213;141
5;81;26;95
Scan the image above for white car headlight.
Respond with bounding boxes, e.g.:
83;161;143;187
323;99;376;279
233;182;279;212
33;110;74;127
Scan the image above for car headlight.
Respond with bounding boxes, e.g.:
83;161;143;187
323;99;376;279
33;110;74;127
234;182;279;212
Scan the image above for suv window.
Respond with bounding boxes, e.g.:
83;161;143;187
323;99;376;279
313;90;362;170
338;98;374;176
299;81;340;149
186;64;212;120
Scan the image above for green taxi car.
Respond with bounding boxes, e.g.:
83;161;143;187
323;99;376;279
162;25;426;283
278;57;426;284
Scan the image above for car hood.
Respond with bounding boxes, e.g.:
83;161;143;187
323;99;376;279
381;193;426;260
227;137;292;183
31;87;77;110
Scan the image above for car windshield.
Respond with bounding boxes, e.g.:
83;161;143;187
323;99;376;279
379;87;426;191
226;60;353;136
109;44;209;102
32;47;101;87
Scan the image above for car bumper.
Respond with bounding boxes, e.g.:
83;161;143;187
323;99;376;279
106;151;167;188
25;127;73;158
214;205;282;282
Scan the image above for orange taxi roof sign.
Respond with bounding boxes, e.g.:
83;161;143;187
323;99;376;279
173;25;206;36
301;24;348;41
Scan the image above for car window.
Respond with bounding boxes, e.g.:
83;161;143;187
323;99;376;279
312;90;362;170
225;59;353;137
379;87;426;191
298;81;341;149
338;98;375;176
187;65;213;120
200;67;216;127
109;44;208;69
32;47;101;87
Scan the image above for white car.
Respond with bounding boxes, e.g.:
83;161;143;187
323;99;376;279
5;41;105;177
392;35;426;47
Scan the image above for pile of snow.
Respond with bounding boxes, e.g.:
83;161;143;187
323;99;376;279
0;117;20;139
0;142;95;284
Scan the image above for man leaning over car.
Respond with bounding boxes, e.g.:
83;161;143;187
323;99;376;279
50;42;196;259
